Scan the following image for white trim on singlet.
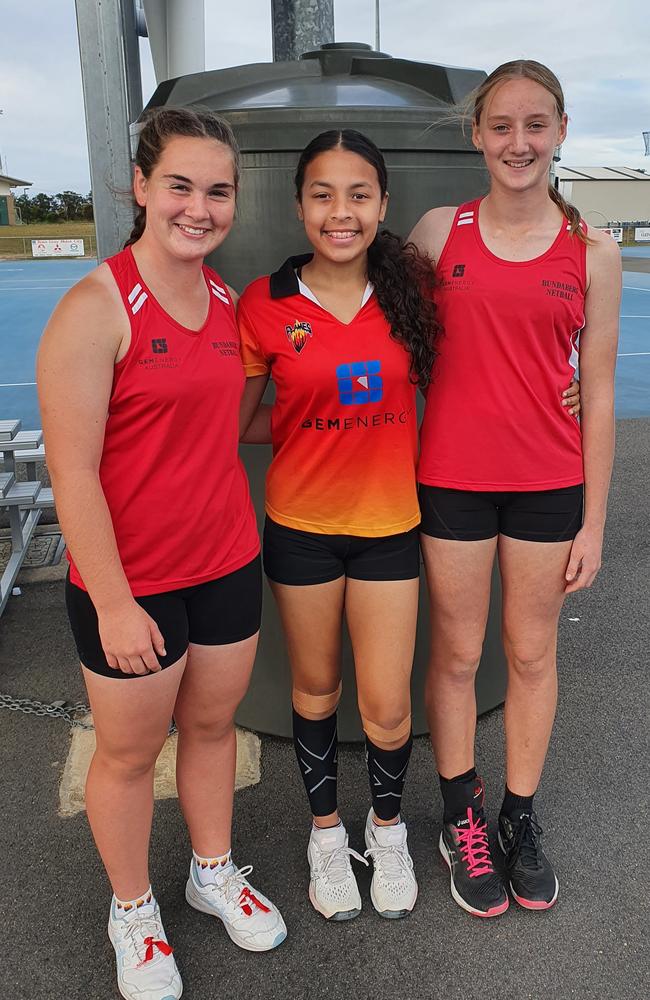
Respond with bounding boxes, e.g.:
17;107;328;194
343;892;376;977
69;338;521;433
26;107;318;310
568;329;580;373
297;274;374;310
208;278;230;306
127;283;148;315
457;209;475;227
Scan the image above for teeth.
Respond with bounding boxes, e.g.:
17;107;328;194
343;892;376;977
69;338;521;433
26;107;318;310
506;161;533;168
178;225;207;235
325;231;358;239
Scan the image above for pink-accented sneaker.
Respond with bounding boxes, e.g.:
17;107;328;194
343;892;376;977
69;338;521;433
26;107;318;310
498;810;559;910
439;806;509;918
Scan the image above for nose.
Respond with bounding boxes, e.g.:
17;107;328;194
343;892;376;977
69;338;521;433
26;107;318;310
508;126;530;155
329;196;352;221
185;190;210;221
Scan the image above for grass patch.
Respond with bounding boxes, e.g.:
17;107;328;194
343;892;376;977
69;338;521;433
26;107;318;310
0;222;97;258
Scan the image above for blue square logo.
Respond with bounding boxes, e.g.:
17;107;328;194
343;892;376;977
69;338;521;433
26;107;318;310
336;360;383;404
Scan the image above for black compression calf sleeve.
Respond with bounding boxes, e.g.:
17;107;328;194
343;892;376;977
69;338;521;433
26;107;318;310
365;732;413;821
292;708;338;817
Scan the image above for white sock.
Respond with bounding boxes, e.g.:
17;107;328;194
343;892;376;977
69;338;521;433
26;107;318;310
193;850;233;886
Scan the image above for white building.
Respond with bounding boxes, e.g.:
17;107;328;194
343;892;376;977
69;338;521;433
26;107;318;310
555;166;650;227
0;174;32;226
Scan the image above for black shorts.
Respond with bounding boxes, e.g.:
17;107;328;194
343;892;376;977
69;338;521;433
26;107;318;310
65;555;262;678
263;517;421;586
418;484;584;542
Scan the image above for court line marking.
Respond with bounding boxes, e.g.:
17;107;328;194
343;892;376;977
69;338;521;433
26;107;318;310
617;352;650;357
621;315;650;319
0;381;37;387
0;285;74;290
625;287;650;293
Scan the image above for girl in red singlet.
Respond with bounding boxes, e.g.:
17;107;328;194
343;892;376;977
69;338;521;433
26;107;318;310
37;109;285;1000
410;61;621;917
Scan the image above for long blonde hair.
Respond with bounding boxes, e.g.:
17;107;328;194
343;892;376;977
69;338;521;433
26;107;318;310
472;60;588;243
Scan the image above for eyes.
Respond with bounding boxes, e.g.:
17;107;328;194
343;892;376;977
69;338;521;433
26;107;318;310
492;121;548;133
169;183;232;199
311;191;371;201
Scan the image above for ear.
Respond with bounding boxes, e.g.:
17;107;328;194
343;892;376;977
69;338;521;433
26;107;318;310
133;166;148;208
471;119;482;151
557;112;568;146
379;191;389;223
296;199;304;223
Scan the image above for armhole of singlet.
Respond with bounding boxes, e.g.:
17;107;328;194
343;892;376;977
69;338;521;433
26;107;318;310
436;202;477;272
578;220;588;294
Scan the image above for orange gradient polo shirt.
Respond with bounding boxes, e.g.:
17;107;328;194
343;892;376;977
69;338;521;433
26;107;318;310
238;254;420;537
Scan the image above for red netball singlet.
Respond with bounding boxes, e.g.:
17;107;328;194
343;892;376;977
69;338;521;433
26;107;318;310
418;199;586;491
68;246;259;596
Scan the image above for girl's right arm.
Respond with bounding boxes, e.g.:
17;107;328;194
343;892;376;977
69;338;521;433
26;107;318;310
37;272;166;674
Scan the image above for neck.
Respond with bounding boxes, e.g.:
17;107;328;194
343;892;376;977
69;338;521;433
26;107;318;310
482;182;559;231
301;251;368;290
132;230;205;291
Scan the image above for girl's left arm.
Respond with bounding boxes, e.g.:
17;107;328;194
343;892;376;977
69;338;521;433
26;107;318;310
565;232;621;593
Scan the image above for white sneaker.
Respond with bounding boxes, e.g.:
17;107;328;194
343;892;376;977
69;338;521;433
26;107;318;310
185;859;286;952
108;893;182;1000
307;822;368;921
364;809;418;918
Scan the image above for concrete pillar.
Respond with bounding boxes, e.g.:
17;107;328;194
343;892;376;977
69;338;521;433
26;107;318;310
271;0;334;62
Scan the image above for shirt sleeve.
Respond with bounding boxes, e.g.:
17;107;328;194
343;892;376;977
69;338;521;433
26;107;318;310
237;298;270;377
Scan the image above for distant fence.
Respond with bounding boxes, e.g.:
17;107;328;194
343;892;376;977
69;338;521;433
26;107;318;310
600;221;650;246
0;233;97;259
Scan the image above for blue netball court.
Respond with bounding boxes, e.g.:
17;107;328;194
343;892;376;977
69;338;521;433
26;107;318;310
1;252;648;428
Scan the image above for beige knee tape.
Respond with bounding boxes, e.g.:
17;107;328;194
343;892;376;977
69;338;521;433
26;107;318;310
292;681;342;720
362;712;412;748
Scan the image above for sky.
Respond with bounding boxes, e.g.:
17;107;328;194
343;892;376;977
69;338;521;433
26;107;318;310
0;0;648;195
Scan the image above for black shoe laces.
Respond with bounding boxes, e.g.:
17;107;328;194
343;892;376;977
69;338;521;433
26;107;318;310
509;813;544;870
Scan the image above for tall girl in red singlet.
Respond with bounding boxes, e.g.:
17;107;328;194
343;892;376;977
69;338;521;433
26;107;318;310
37;109;285;1000
410;61;621;917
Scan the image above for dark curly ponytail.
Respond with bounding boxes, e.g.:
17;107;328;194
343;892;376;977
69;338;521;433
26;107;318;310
124;106;241;248
295;129;440;387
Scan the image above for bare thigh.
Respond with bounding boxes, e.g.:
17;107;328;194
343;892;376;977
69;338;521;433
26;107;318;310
345;577;419;730
270;577;346;698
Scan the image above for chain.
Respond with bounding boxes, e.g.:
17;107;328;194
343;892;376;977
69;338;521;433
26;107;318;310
0;693;177;735
0;693;94;729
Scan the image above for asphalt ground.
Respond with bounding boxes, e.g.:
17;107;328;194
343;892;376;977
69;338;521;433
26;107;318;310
0;417;647;1000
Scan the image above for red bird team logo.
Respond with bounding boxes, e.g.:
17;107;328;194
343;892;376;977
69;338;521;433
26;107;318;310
285;320;313;354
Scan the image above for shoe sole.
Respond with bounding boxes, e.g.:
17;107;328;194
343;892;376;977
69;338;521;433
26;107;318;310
497;833;560;910
108;921;183;1000
308;883;361;921
438;833;509;918
185;882;287;951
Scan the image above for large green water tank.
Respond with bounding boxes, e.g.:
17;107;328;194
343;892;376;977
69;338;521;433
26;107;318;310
144;43;506;739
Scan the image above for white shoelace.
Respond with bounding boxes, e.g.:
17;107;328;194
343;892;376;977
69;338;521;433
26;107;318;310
204;863;256;906
364;842;413;881
120;912;166;964
317;845;368;885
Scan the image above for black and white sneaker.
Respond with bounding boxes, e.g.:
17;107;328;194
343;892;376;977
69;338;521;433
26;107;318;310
498;811;559;910
439;806;509;918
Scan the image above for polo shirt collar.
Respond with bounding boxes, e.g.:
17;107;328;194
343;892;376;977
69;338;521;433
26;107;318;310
270;254;314;299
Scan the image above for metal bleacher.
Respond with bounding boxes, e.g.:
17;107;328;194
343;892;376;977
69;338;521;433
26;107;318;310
0;419;56;616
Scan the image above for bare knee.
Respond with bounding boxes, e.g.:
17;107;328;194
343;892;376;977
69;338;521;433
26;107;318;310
430;638;483;685
504;634;556;683
93;741;163;781
175;712;235;743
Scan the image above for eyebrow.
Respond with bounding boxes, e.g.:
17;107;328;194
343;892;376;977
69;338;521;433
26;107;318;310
308;180;373;189
485;112;553;123
162;173;235;191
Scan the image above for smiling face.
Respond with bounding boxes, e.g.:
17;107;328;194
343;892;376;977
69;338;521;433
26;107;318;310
133;135;237;261
472;76;567;195
297;148;388;266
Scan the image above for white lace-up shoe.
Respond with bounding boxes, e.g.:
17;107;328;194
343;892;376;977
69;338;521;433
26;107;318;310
307;822;368;920
185;859;286;951
108;894;182;1000
364;809;418;918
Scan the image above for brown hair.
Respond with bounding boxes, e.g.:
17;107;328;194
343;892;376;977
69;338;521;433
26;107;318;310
472;60;588;243
124;106;241;248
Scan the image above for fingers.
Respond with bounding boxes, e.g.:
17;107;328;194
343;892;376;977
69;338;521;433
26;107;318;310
150;620;167;659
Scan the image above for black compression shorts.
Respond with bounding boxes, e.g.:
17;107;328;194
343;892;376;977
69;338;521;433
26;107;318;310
418;484;584;542
65;555;262;678
263;517;420;586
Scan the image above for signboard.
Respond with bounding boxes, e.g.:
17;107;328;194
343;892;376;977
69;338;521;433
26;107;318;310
634;227;650;242
31;238;85;257
600;227;623;242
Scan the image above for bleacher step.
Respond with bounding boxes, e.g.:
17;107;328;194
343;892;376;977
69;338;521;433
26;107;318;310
2;481;42;506
0;472;16;498
0;419;21;443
